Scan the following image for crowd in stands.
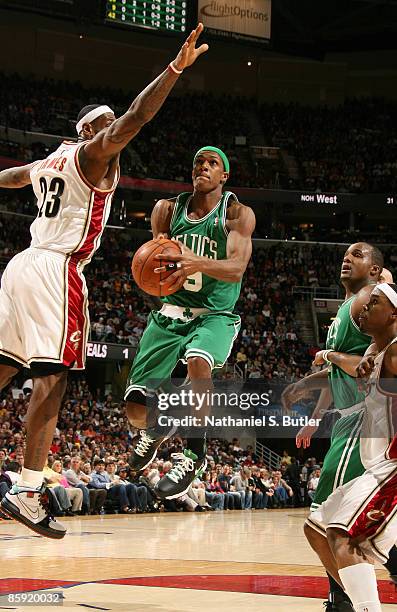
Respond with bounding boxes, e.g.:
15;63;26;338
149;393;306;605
0;207;316;379
0;73;256;187
1;207;396;380
89;237;328;379
260;98;397;193
84;239;318;378
0;374;323;518
40;240;397;378
1;72;397;192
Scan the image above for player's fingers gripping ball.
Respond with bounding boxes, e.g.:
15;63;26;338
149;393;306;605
131;238;182;296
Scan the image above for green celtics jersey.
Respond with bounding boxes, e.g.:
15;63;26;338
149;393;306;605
162;191;241;311
326;295;371;409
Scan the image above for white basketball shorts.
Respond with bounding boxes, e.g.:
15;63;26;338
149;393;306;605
0;247;89;376
307;459;397;564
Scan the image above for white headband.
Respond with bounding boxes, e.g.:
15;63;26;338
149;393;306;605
374;283;397;307
76;105;114;134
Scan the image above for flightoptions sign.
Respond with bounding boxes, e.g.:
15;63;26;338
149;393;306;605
198;0;271;42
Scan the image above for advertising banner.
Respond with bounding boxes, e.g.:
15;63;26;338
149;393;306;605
198;0;271;42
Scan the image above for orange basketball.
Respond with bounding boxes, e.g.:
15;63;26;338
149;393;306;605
131;238;182;297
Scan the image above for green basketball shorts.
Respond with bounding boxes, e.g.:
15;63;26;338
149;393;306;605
311;410;365;511
124;307;241;400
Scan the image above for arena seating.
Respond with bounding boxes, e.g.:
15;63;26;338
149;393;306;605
0;374;320;514
1;73;397;192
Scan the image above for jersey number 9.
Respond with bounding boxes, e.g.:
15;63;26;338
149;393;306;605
183;272;202;292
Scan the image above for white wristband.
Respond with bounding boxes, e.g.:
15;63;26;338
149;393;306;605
323;350;334;364
169;61;183;75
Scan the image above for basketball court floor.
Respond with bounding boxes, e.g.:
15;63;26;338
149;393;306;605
1;510;397;611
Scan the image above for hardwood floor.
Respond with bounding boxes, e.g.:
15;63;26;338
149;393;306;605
0;509;396;611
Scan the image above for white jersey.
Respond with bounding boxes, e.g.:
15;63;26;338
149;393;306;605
29;141;119;266
360;336;397;468
309;337;397;566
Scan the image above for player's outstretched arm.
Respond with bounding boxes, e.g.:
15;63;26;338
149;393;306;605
83;24;208;162
154;203;255;291
312;349;363;377
321;341;378;377
296;387;332;449
281;368;329;411
0;162;37;188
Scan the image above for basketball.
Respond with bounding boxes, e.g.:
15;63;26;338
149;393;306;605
131;238;182;296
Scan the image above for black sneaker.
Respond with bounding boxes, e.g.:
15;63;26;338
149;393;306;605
0;484;66;539
323;600;355;611
129;425;177;471
154;449;207;500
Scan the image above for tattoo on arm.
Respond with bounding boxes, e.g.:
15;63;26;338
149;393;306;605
0;166;32;188
100;69;179;151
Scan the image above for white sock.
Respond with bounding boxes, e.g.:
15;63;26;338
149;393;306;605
18;468;44;489
339;563;382;612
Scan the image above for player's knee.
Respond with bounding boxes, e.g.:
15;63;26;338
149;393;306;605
32;371;68;403
0;364;20;389
56;371;68;395
187;356;211;379
49;371;68;395
126;400;148;428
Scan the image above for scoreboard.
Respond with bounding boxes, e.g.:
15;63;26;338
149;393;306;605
106;1;188;33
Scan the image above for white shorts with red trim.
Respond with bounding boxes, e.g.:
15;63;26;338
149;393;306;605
307;459;397;563
0;247;88;373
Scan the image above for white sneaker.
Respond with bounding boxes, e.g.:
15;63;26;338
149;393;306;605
0;484;66;539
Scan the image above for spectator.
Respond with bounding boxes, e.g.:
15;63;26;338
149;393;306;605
202;472;224;510
0;449;8;469
187;478;213;511
43;461;77;516
98;460;137;513
271;470;294;507
230;466;253;510
253;467;275;509
50;460;83;514
117;466;150;512
307;466;321;502
280;450;292;466
218;465;242;509
65;456;93;515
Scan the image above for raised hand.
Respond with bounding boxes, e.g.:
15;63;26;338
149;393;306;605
173;23;209;71
356;354;375;391
356;354;375;379
296;423;318;449
312;350;326;367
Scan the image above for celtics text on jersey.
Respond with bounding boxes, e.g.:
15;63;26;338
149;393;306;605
162;191;241;312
